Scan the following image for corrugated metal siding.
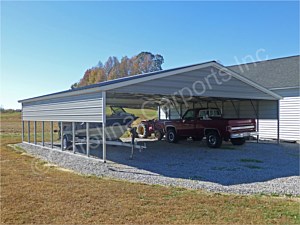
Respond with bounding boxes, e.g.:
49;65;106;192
22;92;103;122
258;97;300;141
257;119;278;139
279;96;300;141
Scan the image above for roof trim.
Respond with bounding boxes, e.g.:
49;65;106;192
269;86;300;91
19;60;282;103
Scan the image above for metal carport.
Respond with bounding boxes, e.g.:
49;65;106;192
18;61;282;162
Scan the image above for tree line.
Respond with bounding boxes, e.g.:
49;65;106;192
71;52;164;89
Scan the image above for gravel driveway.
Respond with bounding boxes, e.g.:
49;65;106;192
17;139;300;196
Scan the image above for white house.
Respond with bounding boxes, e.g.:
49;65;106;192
228;55;300;142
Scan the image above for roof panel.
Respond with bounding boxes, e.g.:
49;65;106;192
228;55;299;89
19;61;281;103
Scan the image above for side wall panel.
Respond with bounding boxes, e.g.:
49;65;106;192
258;97;300;141
22;92;103;122
279;97;300;141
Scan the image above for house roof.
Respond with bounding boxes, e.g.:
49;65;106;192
227;55;300;89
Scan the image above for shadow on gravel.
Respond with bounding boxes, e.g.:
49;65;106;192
72;140;300;186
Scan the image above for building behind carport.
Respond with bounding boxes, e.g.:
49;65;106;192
18;61;282;162
228;55;300;142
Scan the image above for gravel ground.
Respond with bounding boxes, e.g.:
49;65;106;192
17;139;300;196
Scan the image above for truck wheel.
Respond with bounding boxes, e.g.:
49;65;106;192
154;130;164;141
63;136;71;150
166;129;178;143
206;131;222;148
137;123;148;138
231;138;246;145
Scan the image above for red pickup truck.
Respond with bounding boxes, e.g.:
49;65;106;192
137;108;257;148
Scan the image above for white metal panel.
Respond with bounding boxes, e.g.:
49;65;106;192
279;96;300;141
258;119;278;139
22;92;103;122
112;68;280;100
258;97;300;141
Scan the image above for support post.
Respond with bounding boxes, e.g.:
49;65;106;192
22;121;24;142
42;121;44;146
61;121;63;150
72;122;76;153
256;101;260;143
158;105;161;120
180;103;183;118
102;91;107;163
231;100;239;118
51;121;53;149
250;100;259;143
86;122;90;156
221;101;224;115
277;100;280;144
28;121;30;143
34;121;36;144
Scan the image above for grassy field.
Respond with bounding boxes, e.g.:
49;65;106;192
1;112;300;224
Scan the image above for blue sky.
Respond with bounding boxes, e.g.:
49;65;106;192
1;1;299;109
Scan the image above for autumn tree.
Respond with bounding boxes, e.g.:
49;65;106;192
72;52;164;88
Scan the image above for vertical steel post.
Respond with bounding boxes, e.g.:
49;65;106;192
277;100;280;144
42;121;44;146
22;121;24;142
72;122;76;153
60;121;63;150
86;122;90;156
221;101;224;115
51;121;53;149
180;103;183;118
34;121;36;144
256;100;260;143
158;105;161;120
102;91;107;163
28;121;30;143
